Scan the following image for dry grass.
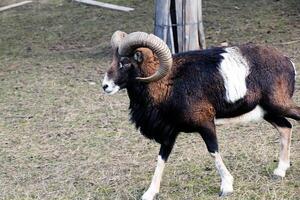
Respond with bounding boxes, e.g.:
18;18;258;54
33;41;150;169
0;0;300;199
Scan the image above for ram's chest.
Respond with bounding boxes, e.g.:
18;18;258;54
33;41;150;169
129;103;175;144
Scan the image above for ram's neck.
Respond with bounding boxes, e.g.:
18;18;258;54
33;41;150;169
139;54;173;105
126;76;174;143
127;78;172;107
147;78;172;104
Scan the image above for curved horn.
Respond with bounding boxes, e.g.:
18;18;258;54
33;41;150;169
111;30;127;49
118;32;172;82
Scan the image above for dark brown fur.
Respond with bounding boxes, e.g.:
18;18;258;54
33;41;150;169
103;42;300;197
105;43;300;153
136;48;173;104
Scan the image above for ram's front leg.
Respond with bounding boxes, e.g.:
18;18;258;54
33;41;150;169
211;152;234;196
198;121;234;197
142;141;175;200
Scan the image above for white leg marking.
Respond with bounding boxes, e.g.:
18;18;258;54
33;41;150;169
219;47;250;103
142;156;165;200
215;105;265;125
211;152;234;196
102;73;120;94
273;127;292;177
274;160;290;177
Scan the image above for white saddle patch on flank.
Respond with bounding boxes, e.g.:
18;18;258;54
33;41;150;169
219;47;250;103
215;106;265;125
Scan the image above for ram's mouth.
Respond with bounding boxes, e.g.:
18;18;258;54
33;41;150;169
102;73;120;95
104;86;120;95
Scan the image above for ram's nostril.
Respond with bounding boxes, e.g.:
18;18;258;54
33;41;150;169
102;84;108;90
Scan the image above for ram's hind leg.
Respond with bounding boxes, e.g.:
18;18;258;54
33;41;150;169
198;122;234;196
264;115;292;177
283;105;300;121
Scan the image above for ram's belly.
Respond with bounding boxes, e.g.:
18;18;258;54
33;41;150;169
215;105;265;125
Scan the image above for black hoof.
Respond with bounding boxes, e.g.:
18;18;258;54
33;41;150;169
219;191;233;197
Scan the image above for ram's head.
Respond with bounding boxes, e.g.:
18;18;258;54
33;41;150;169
102;31;172;94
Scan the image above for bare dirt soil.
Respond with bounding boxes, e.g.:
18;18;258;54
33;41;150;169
0;0;299;199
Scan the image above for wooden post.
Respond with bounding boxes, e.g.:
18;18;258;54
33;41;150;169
154;0;175;53
197;0;206;49
154;0;206;53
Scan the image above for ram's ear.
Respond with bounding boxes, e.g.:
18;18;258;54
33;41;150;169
133;51;143;63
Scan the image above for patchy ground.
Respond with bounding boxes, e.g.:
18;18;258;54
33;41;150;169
0;0;299;199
